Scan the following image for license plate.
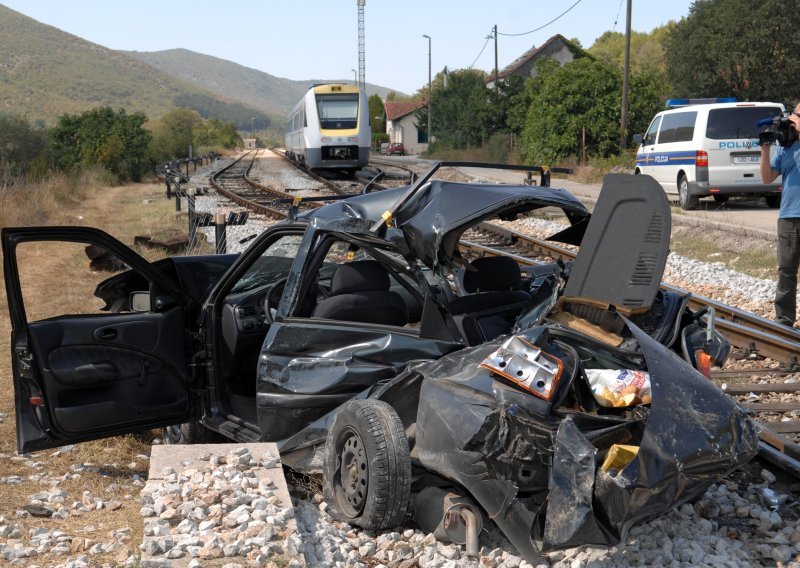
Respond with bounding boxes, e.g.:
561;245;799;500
733;155;760;165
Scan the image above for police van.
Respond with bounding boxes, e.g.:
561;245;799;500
634;98;784;210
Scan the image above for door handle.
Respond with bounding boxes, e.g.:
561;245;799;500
94;328;118;341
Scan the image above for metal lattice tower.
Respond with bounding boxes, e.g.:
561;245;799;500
357;0;366;90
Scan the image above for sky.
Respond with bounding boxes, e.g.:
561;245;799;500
2;0;695;95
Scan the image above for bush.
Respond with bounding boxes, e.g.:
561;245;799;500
423;134;522;164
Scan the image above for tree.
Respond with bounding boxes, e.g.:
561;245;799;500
194;118;241;149
415;69;491;148
665;0;800;102
148;108;204;162
51;107;151;182
589;25;676;74
0;114;49;183
514;57;663;164
368;94;385;137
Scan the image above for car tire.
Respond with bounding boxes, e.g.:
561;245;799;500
765;194;781;208
323;399;411;531
163;421;217;445
678;174;699;210
712;195;729;203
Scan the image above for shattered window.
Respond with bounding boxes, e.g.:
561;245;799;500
229;234;303;294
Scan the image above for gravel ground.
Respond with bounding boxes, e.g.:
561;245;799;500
2;159;798;567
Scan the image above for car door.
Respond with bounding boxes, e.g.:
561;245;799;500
255;230;461;441
3;226;198;453
636;115;661;179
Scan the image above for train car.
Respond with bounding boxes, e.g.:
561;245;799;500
285;84;371;175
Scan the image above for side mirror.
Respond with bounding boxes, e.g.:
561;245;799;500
130;291;151;313
632;133;644;145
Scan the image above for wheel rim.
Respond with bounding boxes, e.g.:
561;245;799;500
164;425;181;444
335;427;369;517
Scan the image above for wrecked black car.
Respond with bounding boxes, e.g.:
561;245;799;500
2;163;756;562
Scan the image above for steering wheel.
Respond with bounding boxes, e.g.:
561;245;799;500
263;277;288;324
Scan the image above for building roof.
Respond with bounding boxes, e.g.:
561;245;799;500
384;100;426;121
490;34;579;81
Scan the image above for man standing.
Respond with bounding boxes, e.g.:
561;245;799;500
761;103;800;327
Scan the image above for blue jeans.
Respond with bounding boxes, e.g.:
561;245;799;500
776;218;800;325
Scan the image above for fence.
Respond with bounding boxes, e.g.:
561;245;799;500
156;154;249;256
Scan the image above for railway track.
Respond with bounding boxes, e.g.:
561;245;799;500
206;153;800;475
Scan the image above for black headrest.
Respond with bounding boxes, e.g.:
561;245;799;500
463;256;521;292
330;260;390;295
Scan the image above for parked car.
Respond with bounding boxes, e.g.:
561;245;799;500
634;98;784;210
387;142;405;155
2;164;754;562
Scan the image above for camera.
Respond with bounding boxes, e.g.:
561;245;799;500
758;112;799;148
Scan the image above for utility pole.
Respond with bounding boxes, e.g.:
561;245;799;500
620;0;632;150
422;34;432;145
493;24;498;81
356;0;366;90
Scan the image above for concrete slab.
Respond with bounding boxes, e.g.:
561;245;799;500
140;443;304;567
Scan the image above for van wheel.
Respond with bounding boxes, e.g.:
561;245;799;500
634;168;641;175
324;399;411;530
712;195;729;203
765;194;781;208
678;175;699;210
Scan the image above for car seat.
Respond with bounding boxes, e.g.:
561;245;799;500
447;256;531;345
312;260;409;326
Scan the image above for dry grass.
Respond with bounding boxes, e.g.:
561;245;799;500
0;174;187;565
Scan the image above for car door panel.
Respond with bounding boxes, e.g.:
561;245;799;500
256;318;460;441
2;226;197;452
27;308;188;434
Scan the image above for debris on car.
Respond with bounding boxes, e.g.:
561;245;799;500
2;162;757;564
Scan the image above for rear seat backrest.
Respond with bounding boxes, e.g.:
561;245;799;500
448;256;531;345
312;260;409;326
463;256;524;292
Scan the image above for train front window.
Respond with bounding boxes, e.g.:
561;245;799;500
316;94;358;130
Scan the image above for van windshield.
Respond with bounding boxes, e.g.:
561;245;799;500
706;107;782;140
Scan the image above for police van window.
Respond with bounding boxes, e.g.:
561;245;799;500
658;112;696;144
644;116;661;146
706;107;782;140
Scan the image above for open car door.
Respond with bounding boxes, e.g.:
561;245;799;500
2;226;199;453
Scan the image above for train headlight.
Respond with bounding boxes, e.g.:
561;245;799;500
321;137;329;143
347;136;358;143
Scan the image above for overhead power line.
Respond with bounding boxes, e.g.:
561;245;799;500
468;31;494;69
497;0;584;37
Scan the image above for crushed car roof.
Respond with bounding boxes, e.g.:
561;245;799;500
304;178;590;271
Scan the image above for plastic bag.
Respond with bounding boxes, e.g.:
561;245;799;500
585;368;651;408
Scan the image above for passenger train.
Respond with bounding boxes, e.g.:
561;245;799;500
285;84;371;175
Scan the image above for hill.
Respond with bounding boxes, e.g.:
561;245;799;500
0;4;269;128
125;48;403;118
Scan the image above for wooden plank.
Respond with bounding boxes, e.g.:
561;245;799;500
743;402;800;413
761;421;800;434
758;425;800;462
719;383;800;394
